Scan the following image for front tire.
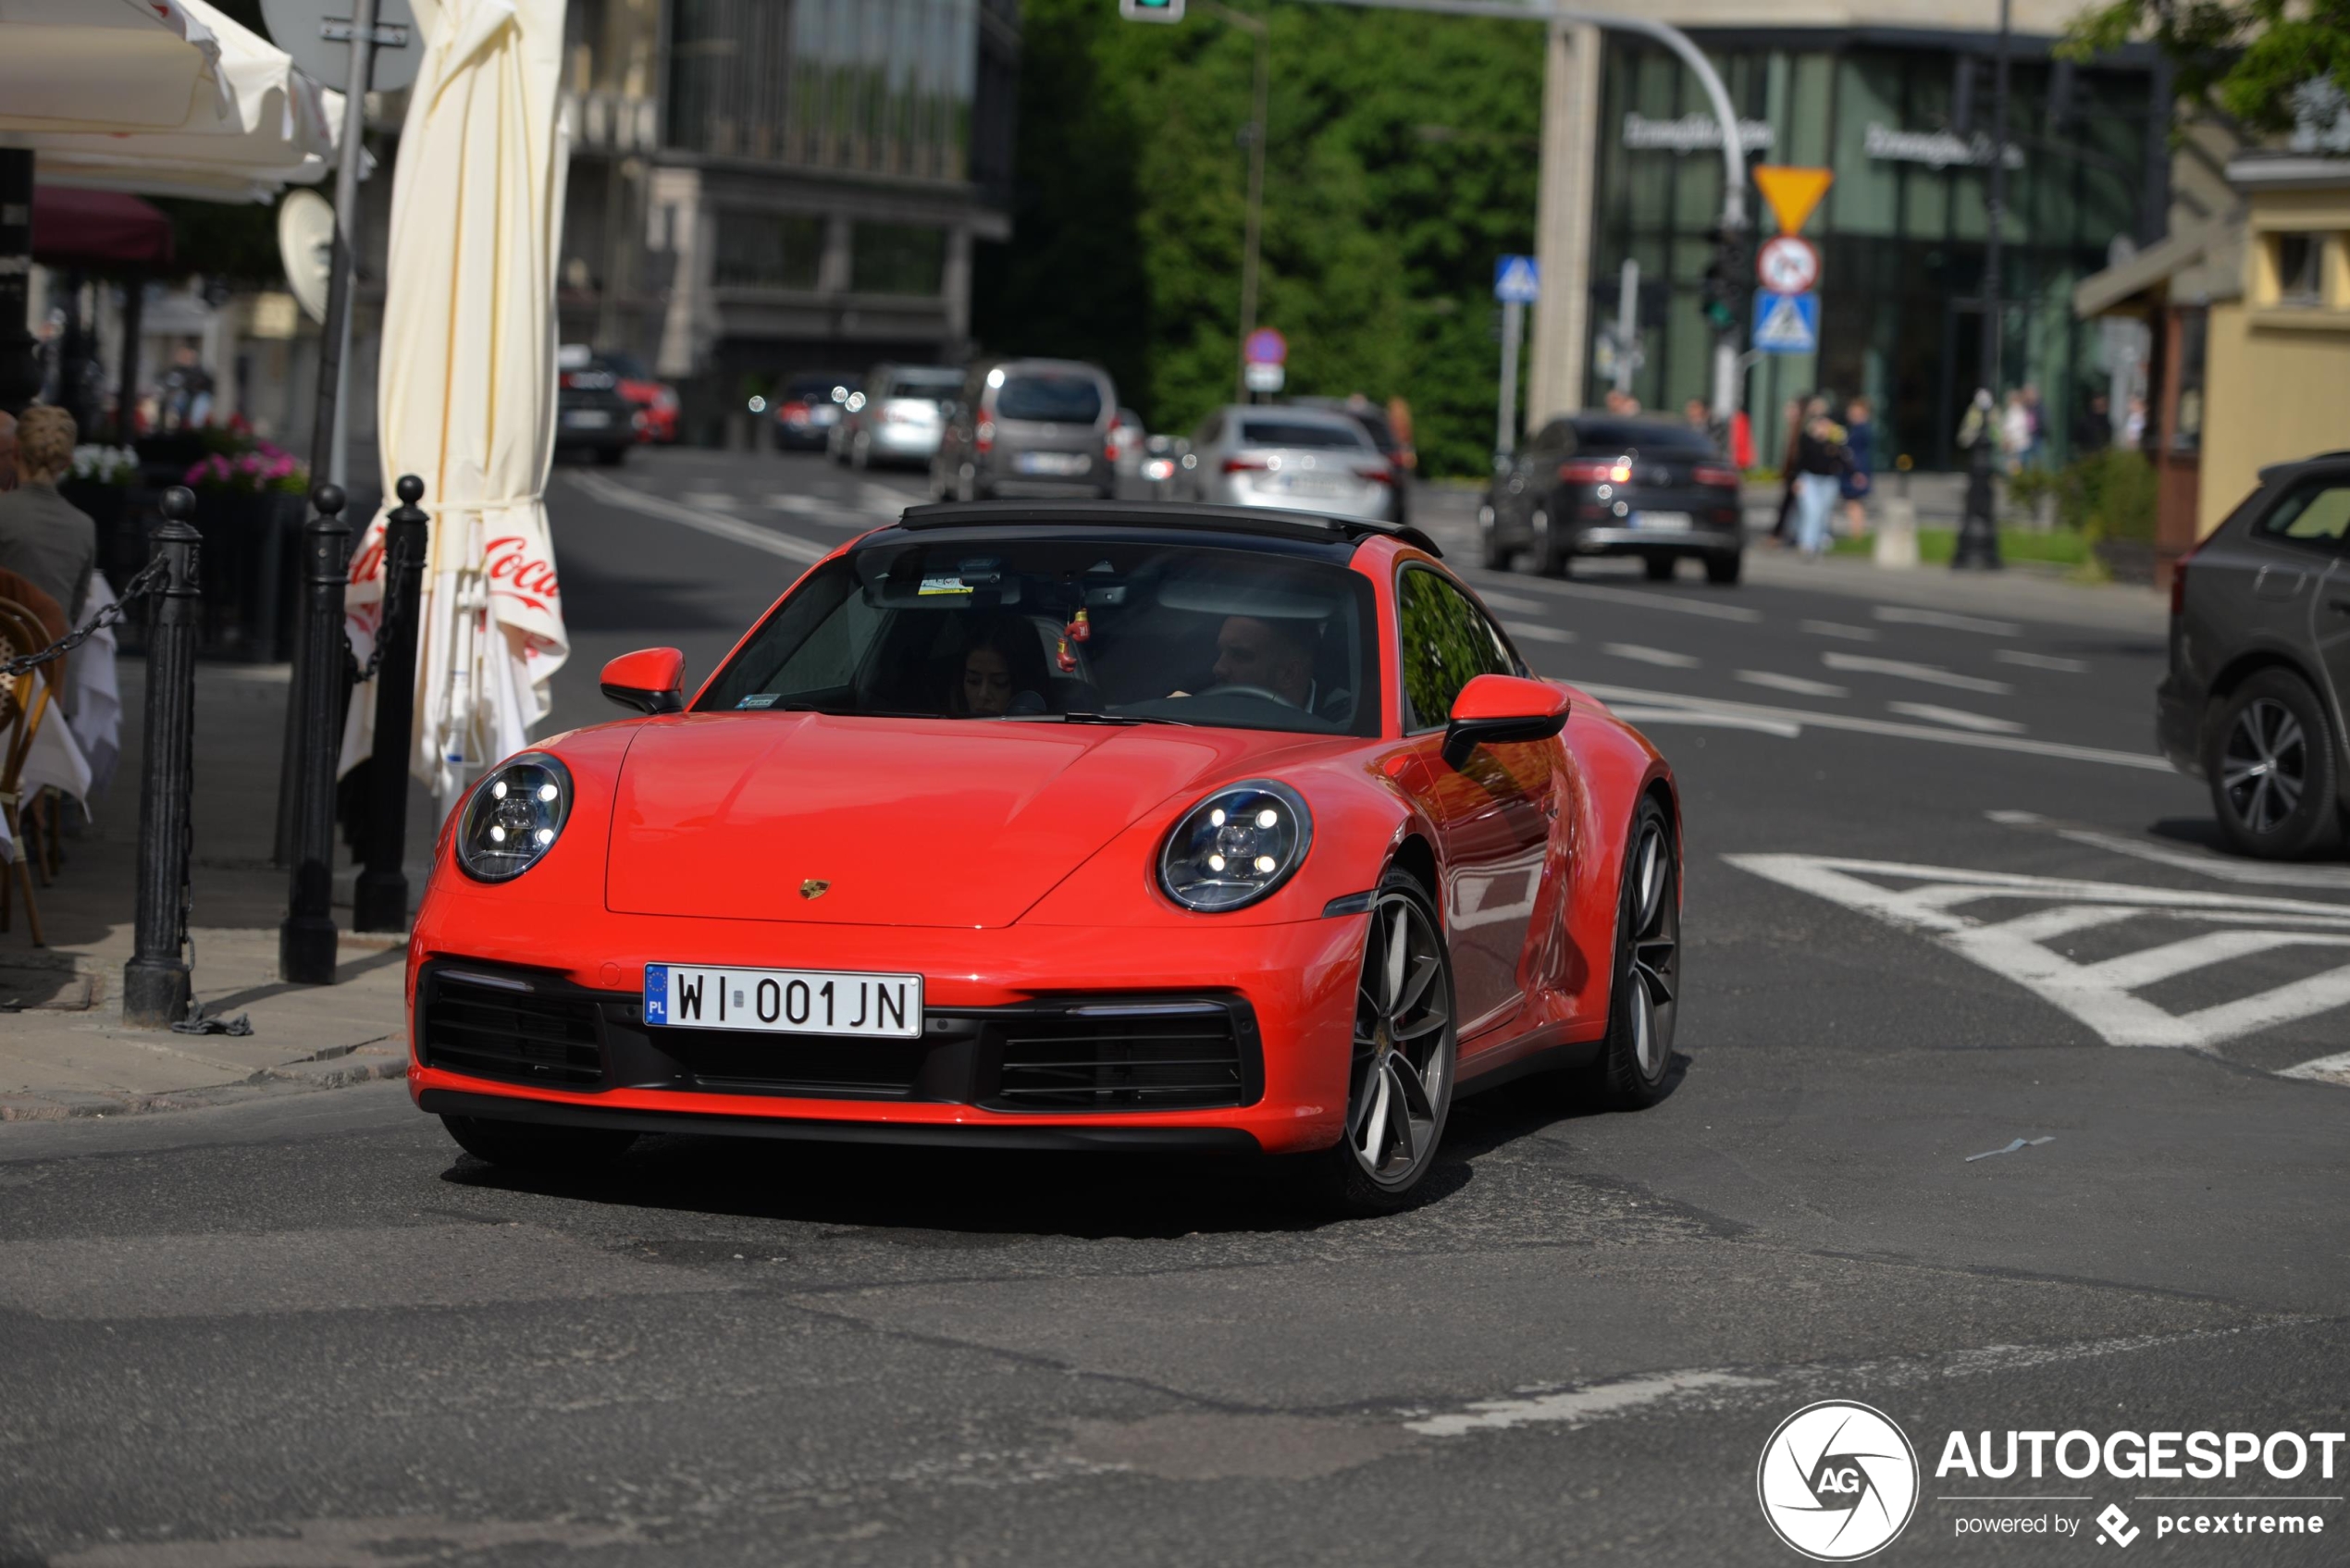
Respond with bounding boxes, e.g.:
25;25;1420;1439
1589;799;1680;1109
2208;670;2343;859
440;1115;636;1172
1300;870;1457;1215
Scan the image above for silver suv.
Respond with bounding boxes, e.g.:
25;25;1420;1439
932;358;1118;500
2158;452;2350;858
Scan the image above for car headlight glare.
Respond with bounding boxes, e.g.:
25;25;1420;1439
1159;781;1312;911
456;754;572;883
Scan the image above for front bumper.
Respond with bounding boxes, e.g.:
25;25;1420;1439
405;907;1365;1155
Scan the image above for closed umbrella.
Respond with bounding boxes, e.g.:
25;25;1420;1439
340;0;567;809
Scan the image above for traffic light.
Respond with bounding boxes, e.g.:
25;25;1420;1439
1701;225;1750;333
1120;0;1184;19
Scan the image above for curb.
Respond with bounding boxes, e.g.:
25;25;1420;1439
0;1046;413;1123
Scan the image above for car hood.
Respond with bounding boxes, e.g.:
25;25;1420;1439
604;714;1329;927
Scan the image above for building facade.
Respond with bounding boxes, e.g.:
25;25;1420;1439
556;0;1019;442
1537;3;2165;474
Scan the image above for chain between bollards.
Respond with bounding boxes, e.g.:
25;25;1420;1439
123;488;203;1028
279;484;352;983
352;475;430;933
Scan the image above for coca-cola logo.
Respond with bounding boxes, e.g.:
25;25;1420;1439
486;535;561;612
346;531;386;586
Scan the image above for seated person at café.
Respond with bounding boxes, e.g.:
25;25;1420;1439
0;407;97;623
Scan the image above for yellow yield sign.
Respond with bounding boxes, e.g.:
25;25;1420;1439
1753;166;1834;236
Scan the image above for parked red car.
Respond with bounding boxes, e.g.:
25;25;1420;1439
593;352;679;444
404;501;1682;1212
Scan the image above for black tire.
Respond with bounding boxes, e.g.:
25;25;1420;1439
1704;550;1743;586
440;1115;637;1172
1643;554;1676;582
1481;537;1513;571
1531;510;1572;578
2208;669;2344;859
1589;798;1680;1110
594;444;626;467
1296;868;1458;1216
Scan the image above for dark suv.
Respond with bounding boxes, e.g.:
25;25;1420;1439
1478;415;1743;584
2158;452;2350;858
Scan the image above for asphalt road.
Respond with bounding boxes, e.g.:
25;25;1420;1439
4;450;2344;1567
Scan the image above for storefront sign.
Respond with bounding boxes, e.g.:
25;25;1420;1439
1863;123;2023;170
1622;113;1775;154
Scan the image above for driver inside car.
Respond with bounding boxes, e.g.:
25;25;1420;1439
1206;614;1317;709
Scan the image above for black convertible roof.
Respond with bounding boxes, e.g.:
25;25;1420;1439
894;498;1442;558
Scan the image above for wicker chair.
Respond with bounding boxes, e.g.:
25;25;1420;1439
0;596;65;945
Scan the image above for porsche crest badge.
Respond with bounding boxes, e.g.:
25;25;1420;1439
799;879;830;900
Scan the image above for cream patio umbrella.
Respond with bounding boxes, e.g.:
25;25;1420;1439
339;0;567;808
0;0;342;199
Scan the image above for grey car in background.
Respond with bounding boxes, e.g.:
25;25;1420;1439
2158;451;2350;858
1184;404;1399;524
831;364;965;469
932;358;1118;500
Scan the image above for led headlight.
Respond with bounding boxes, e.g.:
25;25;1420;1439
1158;781;1312;912
456;754;572;883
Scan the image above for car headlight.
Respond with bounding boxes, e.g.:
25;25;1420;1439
456;754;572;883
1158;781;1312;912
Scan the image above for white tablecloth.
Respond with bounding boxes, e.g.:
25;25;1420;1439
66;571;123;804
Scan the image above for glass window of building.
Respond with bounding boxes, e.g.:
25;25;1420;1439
2274;234;2325;305
852;224;946;296
715;212;826;290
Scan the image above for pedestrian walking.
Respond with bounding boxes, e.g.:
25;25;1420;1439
2073;391;2112;455
2123;394;2147;450
0;406;97;623
1999;389;2032;475
1840;396;1874;538
1792;404;1847;560
1772;396;1809;545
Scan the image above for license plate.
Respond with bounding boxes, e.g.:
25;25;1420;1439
1633;511;1692;533
644;963;922;1039
1274;475;1347;497
563;409;612;429
1017;451;1087;475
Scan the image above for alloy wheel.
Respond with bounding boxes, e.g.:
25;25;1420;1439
1346;891;1453;1187
2220;697;2307;837
1624;818;1679;1080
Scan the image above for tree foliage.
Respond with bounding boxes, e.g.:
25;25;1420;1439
971;0;1544;477
2063;0;2350;133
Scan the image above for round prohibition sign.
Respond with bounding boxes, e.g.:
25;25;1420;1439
1756;236;1822;295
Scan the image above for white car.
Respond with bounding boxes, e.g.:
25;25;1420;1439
1185;404;1399;524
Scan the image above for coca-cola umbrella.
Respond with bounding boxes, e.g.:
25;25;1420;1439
340;0;569;809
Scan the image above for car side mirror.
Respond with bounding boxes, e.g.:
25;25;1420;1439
600;648;686;715
1442;673;1570;769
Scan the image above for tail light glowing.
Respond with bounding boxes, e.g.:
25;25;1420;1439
1359;464;1393;486
1693;463;1740;488
975;421;996;454
1561;459;1634;484
778;401;810;422
1221;457;1269;475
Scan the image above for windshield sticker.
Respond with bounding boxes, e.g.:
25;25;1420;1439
736;693;780;710
918;576;973;596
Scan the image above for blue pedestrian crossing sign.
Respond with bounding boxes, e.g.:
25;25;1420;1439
1492;254;1540;304
1752;290;1819;354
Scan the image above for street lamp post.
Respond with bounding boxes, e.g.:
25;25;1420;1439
1954;0;2010;571
1196;2;1272;402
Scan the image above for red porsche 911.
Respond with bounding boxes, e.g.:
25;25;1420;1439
407;500;1681;1211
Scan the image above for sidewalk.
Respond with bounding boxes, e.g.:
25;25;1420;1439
1;662;435;1120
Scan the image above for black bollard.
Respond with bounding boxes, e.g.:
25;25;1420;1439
123;488;203;1028
278;485;352;982
352;475;429;932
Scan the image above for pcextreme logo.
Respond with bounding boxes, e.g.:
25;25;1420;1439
1758;1401;1923;1561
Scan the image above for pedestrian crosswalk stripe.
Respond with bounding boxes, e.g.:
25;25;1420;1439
1726;853;2350;1051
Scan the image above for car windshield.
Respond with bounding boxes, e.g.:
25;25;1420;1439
1241;419;1371;451
888;368;963;400
1572;420;1712;455
698;535;1379;737
996;373;1104;424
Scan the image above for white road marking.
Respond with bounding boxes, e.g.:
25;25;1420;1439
1579;683;2169;772
860;481;917;516
1887;700;2026;735
1725;852;2350;1049
1508;623;1577;644
1604;642;1701;669
1607;705;1803;737
1406;1370;1771;1438
2279;1050;2350;1086
1800;619;1880;641
1988;814;2350;893
1873;605;2022;636
1477;589;1551;614
1823;652;2014;696
1996;649;2091;673
681;490;740;510
567;472;831;562
1466;572;1762;623
1737;670;1848;698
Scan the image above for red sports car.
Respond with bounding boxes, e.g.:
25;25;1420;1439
405;500;1681;1211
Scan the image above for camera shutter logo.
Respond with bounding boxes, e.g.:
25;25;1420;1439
1757;1401;1920;1560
